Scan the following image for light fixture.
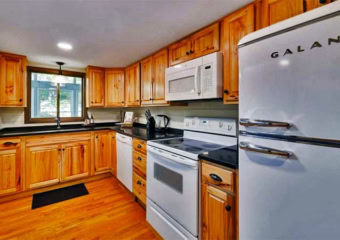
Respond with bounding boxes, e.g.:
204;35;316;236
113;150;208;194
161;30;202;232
57;42;72;50
54;62;67;85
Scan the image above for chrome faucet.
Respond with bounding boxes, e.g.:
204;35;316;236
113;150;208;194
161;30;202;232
56;117;61;129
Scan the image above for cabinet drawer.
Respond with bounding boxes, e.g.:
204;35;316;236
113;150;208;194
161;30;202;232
202;162;235;193
133;151;146;178
133;173;146;205
0;138;21;150
26;132;91;147
133;138;147;155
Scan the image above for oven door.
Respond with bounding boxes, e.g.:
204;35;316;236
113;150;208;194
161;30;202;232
147;145;199;237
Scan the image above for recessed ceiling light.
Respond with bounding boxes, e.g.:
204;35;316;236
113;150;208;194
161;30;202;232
57;42;72;50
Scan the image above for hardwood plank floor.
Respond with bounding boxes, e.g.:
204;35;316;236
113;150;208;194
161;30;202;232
0;177;157;240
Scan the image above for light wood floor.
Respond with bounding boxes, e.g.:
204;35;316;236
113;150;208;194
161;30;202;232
0;177;157;240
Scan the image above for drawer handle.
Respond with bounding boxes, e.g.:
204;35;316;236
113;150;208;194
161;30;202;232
225;205;232;211
209;173;222;182
3;142;18;147
137;180;142;185
137;144;142;149
137;156;142;161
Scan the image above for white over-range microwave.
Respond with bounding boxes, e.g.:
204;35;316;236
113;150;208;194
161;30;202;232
165;52;222;101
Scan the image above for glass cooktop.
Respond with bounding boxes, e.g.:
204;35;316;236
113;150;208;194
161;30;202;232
154;137;225;155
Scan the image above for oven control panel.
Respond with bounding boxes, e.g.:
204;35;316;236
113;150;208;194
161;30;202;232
183;117;237;136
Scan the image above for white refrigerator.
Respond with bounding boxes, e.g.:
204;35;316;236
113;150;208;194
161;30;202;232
238;2;340;240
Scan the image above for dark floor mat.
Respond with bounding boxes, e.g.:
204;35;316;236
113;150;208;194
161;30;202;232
32;183;89;209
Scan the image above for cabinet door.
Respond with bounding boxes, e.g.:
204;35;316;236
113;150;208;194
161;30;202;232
168;39;192;66
105;69;125;107
125;63;141;106
0;149;21;195
202;184;235;240
141;57;153;105
191;23;220;59
61;141;90;182
261;0;304;27
0;54;26;106
222;4;254;104
94;132;111;174
110;132;117;176
87;67;105;107
26;145;60;189
304;0;332;11
152;49;169;105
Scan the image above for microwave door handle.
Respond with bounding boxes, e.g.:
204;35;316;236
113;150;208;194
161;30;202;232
195;66;201;95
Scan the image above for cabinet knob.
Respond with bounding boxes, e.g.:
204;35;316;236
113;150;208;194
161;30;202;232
19;99;22;102
137;156;142;161
137;180;142;185
225;205;232;211
224;90;229;94
190;49;194;54
186;51;190;56
209;173;222;182
137;144;142;149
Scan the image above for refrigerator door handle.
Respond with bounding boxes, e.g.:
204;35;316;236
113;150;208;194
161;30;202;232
240;119;291;128
240;141;292;158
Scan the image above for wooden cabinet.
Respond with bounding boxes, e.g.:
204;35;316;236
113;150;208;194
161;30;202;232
0;52;26;107
26;144;60;189
105;69;125;107
221;4;255;104
141;49;169;105
132;138;147;205
0;138;21;196
304;0;332;11
61;141;90;182
261;0;304;27
110;132;117;176
169;23;219;66
201;161;236;240
86;66;105;107
94;131;111;174
125;63;141;107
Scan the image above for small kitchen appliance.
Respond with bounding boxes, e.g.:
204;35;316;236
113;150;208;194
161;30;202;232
155;114;170;132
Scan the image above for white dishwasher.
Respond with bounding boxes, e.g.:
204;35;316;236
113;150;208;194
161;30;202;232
116;133;133;191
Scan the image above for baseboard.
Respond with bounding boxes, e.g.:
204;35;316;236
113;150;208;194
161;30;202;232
0;173;112;203
146;221;164;240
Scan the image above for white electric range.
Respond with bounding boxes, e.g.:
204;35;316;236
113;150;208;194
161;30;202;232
146;117;237;240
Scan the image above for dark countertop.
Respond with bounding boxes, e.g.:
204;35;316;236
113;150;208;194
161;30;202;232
199;145;238;169
0;122;183;141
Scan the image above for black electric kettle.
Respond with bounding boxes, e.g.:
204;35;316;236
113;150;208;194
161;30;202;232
156;115;170;131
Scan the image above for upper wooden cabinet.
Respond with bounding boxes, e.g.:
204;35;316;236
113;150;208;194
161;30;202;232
125;63;141;107
169;23;219;66
141;49;169;106
0;138;21;196
304;0;332;11
105;69;125;107
0;52;26;107
261;0;304;27
86;66;105;107
222;4;255;104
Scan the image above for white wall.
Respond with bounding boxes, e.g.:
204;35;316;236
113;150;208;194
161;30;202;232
0;101;238;129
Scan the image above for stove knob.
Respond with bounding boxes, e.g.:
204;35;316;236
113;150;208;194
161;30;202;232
192;120;196;125
186;122;190;127
228;125;232;131
219;122;224;128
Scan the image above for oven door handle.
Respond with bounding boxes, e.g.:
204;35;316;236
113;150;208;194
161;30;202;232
148;146;198;168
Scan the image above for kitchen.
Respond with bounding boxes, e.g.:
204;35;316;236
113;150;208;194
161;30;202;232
0;0;339;239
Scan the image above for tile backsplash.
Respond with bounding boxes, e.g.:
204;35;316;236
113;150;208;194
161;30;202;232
0;101;238;129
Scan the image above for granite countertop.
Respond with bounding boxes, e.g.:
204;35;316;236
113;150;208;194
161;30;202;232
0;122;183;141
199;145;238;169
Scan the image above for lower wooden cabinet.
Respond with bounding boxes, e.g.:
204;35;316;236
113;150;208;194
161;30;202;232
110;132;117;176
94;131;112;174
201;161;237;240
26;144;60;189
132;138;147;205
61;141;90;182
133;172;146;205
0;138;21;196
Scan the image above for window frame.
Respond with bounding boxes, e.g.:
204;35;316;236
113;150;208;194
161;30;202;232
25;66;87;124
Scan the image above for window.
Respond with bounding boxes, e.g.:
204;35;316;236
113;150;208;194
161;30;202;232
25;67;86;123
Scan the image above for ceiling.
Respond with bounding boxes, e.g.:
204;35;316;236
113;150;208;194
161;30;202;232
0;0;252;70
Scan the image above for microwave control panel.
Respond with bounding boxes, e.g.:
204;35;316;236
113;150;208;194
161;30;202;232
201;64;213;92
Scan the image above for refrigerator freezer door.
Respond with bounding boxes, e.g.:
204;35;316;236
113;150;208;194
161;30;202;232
239;135;340;240
239;11;340;140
